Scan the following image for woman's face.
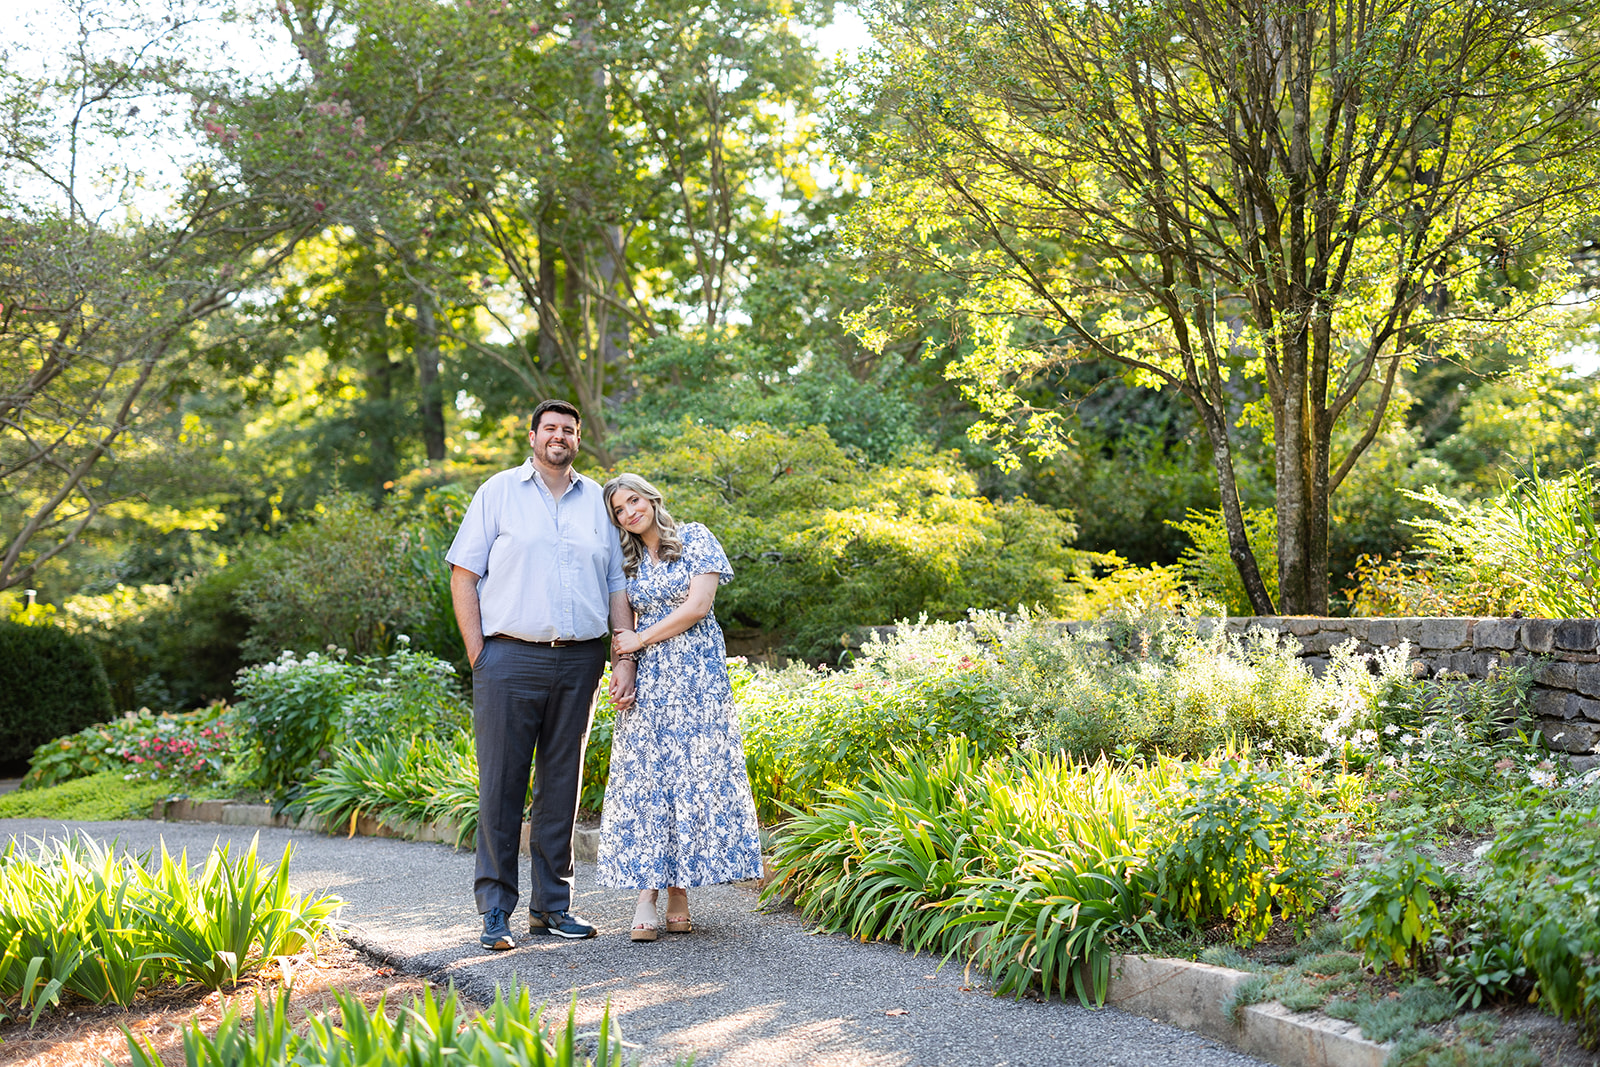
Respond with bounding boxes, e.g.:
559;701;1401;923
610;487;657;537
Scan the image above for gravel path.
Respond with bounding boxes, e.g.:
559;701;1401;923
1;818;1268;1067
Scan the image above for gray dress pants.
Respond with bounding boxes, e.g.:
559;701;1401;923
472;636;606;915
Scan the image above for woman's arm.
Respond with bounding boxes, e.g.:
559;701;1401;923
608;590;637;708
612;572;719;654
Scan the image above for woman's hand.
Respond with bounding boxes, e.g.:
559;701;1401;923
613;628;645;655
608;658;636;710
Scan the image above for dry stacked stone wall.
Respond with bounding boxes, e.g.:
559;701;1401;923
1210;616;1600;770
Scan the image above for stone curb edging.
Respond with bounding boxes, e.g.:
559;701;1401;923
1108;955;1387;1067
150;801;1381;1066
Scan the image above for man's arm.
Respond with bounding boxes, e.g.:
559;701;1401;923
608;589;636;709
451;565;486;667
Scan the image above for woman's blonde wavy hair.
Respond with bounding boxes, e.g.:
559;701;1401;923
603;472;683;577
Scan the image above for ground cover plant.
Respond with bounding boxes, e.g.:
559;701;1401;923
0;834;340;1026
0;771;173;822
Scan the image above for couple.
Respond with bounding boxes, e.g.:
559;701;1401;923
445;399;763;950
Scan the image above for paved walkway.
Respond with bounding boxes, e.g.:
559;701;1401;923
0;818;1267;1067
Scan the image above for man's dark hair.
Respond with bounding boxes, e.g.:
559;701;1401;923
531;399;581;429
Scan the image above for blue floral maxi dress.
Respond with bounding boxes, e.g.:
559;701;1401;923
596;522;764;888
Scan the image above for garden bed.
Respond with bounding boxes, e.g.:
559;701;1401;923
0;935;474;1067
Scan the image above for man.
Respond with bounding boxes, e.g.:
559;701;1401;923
446;399;636;950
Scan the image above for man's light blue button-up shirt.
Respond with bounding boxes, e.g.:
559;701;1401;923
445;459;626;642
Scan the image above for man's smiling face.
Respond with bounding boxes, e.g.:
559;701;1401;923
530;411;580;469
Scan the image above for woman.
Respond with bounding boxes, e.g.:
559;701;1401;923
598;473;764;941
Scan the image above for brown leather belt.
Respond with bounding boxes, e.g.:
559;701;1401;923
489;634;601;648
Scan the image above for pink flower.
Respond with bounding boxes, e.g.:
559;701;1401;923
313;201;326;212
132;756;144;763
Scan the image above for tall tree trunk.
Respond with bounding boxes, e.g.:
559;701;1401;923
415;289;445;462
365;296;398;492
1199;407;1277;615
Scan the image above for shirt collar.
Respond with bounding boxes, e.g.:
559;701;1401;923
519;458;581;490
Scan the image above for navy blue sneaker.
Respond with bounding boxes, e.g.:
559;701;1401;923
529;909;597;939
480;907;516;951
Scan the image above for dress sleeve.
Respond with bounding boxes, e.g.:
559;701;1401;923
682;523;733;585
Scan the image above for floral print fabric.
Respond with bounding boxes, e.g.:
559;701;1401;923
596;522;764;889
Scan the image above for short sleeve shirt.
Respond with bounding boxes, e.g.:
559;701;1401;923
445;460;626;641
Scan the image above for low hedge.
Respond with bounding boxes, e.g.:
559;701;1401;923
0;622;114;769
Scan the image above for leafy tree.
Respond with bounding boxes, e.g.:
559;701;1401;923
0;0;337;591
607;423;1080;656
844;0;1600;614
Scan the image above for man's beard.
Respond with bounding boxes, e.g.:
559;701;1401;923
537;441;575;468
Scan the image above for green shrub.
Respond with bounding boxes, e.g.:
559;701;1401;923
230;651;362;803
982;610;1335;760
236;491;429;662
0;834;340;1023
21;706;230;790
396;484;472;674
1149;755;1329;943
35;570;250;712
0;621;114;769
1394;466;1600;617
737;637;1015;821
1466;803;1600;1047
230;642;467;805
306;664;619;839
1168;506;1278;616
341;637;469;749
1338;828;1458;973
125;986;652;1067
602;423;1083;658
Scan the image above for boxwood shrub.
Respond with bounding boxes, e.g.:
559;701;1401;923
0;622;114;770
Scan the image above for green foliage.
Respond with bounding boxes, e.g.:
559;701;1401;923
0;771;171;822
1337;828;1458;973
304;663;623;838
236;491;429;662
341;637;469;749
1149;757;1329;943
304;732;480;846
1168;508;1279;617
21;706;230;790
737;636;1016;821
0;834;340;1023
615;337;931;461
124;985;652;1067
0;621;114;768
607;423;1081;657
1466;802;1600;1047
230;642;466;803
761;739;1169;1004
1439;928;1528;1010
230;651;362;803
842;0;1600;614
1390;467;1600;616
992;610;1334;761
396;485;474;673
24;572;251;713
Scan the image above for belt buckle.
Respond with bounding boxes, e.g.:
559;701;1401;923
549;639;570;647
